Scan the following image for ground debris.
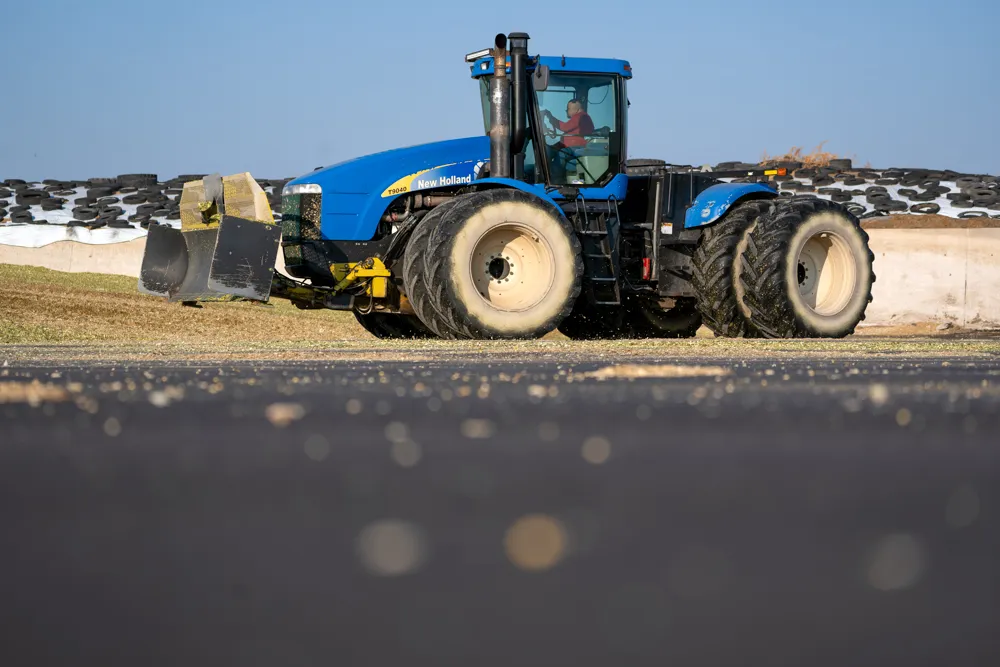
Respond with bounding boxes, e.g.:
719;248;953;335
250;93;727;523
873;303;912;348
148;385;186;408
265;402;306;427
580;364;731;380
0;380;72;405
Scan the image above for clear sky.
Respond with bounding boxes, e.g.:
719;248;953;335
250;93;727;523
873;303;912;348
2;0;997;181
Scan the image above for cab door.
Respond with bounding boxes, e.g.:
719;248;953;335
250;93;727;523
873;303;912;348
531;72;627;204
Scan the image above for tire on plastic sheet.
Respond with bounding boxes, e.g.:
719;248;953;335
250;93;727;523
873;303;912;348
117;174;158;188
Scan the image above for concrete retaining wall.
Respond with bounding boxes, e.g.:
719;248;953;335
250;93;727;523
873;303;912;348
0;237;291;280
0;238;149;277
865;228;1000;328
1;224;998;329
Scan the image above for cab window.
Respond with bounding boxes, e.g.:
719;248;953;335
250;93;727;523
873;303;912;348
534;73;620;186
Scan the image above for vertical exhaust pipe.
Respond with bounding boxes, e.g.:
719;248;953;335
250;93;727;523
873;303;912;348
489;33;511;179
508;32;529;174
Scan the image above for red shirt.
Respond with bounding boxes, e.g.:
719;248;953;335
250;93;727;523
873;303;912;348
557;112;595;148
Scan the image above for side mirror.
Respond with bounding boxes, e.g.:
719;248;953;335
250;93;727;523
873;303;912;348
532;64;550;91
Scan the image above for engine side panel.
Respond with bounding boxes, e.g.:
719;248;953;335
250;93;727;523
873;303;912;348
283;136;490;242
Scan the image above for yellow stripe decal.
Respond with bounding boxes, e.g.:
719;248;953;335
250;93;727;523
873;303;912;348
379;162;462;198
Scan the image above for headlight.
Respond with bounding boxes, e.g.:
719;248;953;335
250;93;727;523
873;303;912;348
465;48;490;63
282;183;322;196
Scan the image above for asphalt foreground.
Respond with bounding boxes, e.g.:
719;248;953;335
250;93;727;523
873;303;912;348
1;338;998;667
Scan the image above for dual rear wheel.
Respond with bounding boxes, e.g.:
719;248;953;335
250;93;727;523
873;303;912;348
692;197;875;338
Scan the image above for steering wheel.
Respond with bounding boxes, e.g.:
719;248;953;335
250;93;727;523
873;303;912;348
541;112;559;139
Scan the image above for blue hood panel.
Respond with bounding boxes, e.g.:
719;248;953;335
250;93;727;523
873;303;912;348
287;136;490;241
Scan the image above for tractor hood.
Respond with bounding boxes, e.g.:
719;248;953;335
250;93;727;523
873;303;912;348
286;136;490;241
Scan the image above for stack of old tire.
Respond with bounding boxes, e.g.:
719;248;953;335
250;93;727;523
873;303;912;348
122;173;190;228
940;175;1000;216
71;174;177;229
72;176;132;229
1;178;82;225
718;159;1000;219
1;174;298;228
264;179;287;219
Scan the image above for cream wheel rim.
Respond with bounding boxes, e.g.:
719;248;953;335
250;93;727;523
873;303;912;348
796;231;857;316
469;223;555;312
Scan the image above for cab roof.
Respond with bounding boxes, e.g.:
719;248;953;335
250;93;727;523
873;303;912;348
470;55;632;79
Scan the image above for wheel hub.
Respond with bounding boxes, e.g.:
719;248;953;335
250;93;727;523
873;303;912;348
798;255;816;293
487;256;512;282
796;231;857;316
470;223;554;312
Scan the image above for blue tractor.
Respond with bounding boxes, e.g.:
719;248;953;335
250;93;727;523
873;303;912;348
139;32;874;340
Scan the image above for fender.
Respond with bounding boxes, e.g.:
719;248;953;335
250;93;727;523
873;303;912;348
469;177;562;208
684;182;778;229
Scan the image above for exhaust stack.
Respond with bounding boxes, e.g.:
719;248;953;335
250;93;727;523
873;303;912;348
508;32;529;169
488;33;511;179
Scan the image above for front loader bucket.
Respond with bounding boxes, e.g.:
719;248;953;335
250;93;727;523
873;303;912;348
139;217;282;302
137;172;282;303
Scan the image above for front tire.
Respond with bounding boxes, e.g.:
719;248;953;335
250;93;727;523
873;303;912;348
401;200;463;339
422;190;583;339
740;198;875;338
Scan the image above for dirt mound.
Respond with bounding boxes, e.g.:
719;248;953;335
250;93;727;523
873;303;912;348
861;214;1000;229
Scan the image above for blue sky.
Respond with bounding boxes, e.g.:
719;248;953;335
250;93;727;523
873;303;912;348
2;0;997;181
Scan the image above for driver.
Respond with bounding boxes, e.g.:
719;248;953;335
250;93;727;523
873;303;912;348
543;99;595;180
544;99;594;149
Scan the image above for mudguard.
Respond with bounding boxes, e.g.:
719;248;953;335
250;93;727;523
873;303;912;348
684;183;777;229
469;177;562;208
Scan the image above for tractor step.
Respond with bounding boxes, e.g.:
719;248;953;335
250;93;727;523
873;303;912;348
566;203;622;307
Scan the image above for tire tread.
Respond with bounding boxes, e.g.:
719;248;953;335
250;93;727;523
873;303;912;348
691;199;775;338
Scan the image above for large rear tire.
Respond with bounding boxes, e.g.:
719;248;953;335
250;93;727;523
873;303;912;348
691;199;774;338
422;190;583;339
740;198;875;338
401;200;463;339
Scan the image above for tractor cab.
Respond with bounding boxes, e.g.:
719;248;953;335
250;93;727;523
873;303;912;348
471;48;630;189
